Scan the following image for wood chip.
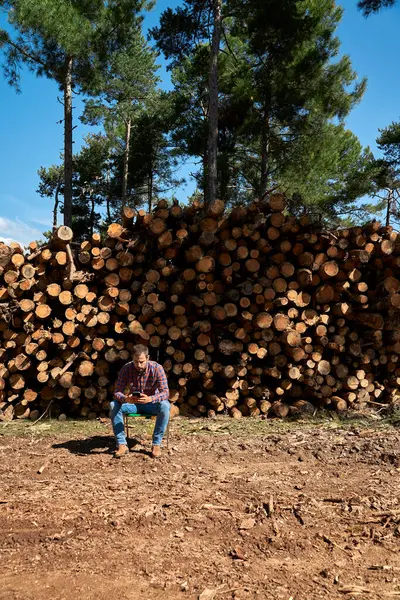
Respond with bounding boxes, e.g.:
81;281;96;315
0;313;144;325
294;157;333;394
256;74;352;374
239;517;256;530
200;503;232;511
338;585;372;594
199;589;218;600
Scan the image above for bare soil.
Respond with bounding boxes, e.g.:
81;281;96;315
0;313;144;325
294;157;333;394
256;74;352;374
1;415;400;600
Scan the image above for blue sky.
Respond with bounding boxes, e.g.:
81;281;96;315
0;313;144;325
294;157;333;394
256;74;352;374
0;0;399;245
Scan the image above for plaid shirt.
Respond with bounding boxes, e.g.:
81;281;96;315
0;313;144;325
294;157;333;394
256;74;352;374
114;360;169;404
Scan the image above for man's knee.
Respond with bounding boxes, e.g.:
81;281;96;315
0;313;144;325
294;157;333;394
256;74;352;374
109;400;120;415
121;402;136;415
159;401;170;415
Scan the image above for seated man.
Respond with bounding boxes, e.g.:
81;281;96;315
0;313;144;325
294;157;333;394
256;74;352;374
110;344;170;459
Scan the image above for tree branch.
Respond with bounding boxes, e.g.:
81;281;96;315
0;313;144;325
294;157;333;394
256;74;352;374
3;36;47;68
221;26;238;64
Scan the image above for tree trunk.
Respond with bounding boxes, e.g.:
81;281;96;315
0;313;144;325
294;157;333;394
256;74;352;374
63;55;73;229
259;105;270;199
386;188;393;227
202;148;208;201
106;197;111;222
89;191;95;237
148;162;153;213
122;117;131;204
53;182;61;230
205;0;222;210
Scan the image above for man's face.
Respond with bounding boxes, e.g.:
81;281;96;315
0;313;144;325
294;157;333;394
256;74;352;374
133;352;148;373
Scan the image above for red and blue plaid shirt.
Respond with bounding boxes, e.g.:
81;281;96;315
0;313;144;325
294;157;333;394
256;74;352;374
114;360;169;404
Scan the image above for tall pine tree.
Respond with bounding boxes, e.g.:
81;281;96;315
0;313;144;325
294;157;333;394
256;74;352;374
152;0;226;209
82;31;159;205
37;134;113;239
154;0;368;222
0;0;150;227
229;0;366;200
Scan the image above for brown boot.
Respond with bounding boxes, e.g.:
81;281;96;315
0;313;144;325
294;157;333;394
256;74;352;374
151;445;161;458
114;444;129;458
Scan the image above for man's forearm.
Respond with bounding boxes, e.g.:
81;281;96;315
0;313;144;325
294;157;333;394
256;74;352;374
150;364;169;403
151;389;169;403
114;365;131;402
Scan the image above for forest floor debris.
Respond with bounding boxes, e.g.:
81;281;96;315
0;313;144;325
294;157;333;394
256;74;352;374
1;415;400;599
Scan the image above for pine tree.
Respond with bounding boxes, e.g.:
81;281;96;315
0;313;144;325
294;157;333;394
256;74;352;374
155;0;368;223
124;92;184;213
229;0;366;200
0;0;150;227
151;0;226;209
371;122;400;226
282;123;377;226
37;134;113;240
82;32;159;205
36;164;64;229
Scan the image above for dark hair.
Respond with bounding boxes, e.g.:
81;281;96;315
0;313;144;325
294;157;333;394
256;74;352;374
132;344;149;357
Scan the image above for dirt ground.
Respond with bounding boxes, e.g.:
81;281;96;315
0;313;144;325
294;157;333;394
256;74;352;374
1;415;400;600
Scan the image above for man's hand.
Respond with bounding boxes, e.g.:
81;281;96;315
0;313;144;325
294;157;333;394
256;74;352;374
125;393;152;404
137;393;152;404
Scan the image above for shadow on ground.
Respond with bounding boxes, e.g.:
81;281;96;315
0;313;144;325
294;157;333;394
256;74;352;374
52;435;114;455
52;435;152;457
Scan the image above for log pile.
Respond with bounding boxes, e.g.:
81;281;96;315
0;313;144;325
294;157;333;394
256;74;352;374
0;194;400;421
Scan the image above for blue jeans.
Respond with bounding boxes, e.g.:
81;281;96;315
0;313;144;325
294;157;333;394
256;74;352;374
109;400;170;447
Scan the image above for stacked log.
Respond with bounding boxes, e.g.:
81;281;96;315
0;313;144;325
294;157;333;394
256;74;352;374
0;195;399;421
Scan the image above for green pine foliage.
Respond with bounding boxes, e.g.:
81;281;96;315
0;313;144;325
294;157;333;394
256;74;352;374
358;0;397;16
152;0;372;225
1;0;394;235
0;0;152;227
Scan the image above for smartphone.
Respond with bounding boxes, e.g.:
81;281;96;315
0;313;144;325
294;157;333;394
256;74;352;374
131;391;141;397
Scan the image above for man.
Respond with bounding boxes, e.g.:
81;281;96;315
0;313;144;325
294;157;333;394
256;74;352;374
110;344;170;459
